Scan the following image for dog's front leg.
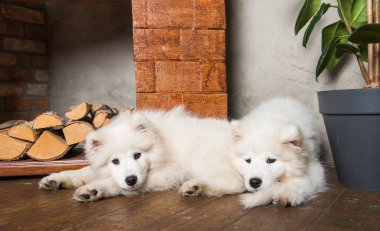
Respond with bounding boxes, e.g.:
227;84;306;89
179;176;245;197
273;177;314;207
239;184;278;208
39;166;97;191
73;177;123;202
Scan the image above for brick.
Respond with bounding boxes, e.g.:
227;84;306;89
19;54;32;67
3;37;46;54
26;83;48;96
0;69;34;81
24;24;46;40
147;0;194;28
0;83;24;97
31;55;47;67
0;4;45;24
0;113;25;123
3;98;33;112
135;62;155;93
180;29;225;61
195;0;226;29
136;93;183;110
183;93;227;118
34;99;49;110
27;113;40;121
155;61;201;92
34;69;49;82
0;52;17;66
201;63;226;92
133;29;180;61
132;0;148;28
0;22;24;36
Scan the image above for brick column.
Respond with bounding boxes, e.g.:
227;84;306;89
132;0;227;118
0;2;49;123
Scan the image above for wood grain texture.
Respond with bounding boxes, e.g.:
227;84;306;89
0;168;379;231
0;152;88;177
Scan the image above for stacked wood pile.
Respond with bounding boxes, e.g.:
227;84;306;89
0;103;119;161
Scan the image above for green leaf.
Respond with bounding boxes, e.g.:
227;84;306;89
316;37;341;78
335;43;360;58
322;21;349;70
359;44;368;62
295;0;321;35
302;3;330;47
349;24;380;44
339;0;367;28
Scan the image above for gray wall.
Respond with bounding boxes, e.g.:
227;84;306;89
226;0;365;165
47;2;135;114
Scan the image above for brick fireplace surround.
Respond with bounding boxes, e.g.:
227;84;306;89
0;1;48;123
0;0;227;122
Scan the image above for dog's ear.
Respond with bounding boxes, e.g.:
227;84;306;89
132;113;153;133
84;131;103;159
231;120;243;141
280;125;303;153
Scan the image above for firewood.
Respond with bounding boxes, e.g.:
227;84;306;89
27;131;71;161
92;109;117;128
7;122;39;142
65;102;91;120
0;133;31;161
90;103;112;115
33;112;65;129
63;121;94;145
123;108;133;114
0;120;25;131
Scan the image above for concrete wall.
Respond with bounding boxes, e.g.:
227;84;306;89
47;2;135;114
226;0;365;165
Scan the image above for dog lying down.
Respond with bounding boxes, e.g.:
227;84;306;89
39;106;245;202
231;98;326;208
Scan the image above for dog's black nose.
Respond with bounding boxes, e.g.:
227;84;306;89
125;175;138;186
249;178;262;189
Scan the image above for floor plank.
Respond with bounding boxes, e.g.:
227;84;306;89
0;167;379;231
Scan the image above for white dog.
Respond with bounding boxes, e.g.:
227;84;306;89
39;106;245;202
231;98;326;208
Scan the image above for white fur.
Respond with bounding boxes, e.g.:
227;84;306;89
232;97;326;208
39;106;245;202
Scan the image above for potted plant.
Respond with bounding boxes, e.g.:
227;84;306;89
295;0;380;191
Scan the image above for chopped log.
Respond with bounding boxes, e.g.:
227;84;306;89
27;131;71;161
90;103;112;115
8;122;39;142
0;133;31;161
0;120;25;131
102;118;112;127
63;121;94;145
33;112;65;129
124;108;133;114
92;109;117;128
65;102;91;120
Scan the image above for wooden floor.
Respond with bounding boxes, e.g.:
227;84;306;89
0;167;379;231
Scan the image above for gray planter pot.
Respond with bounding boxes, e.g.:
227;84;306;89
318;88;380;192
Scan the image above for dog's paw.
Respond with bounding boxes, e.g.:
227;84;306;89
39;174;74;191
239;193;272;208
273;189;304;207
73;186;102;203
179;181;202;197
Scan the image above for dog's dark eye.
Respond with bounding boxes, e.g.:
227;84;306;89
112;158;119;165
266;158;276;164
134;152;141;160
245;158;251;163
